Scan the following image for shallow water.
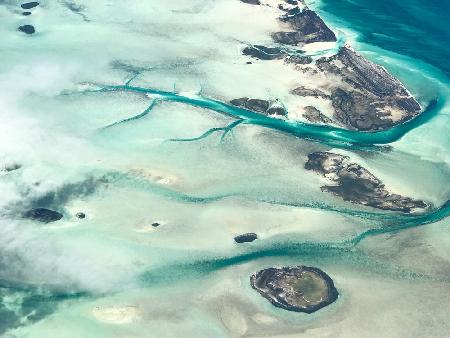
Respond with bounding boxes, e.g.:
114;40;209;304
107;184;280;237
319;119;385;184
0;0;449;337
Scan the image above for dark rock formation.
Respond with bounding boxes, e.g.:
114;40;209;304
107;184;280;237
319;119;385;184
230;97;287;116
292;86;329;99
303;106;333;124
251;266;338;313
23;208;63;223
243;45;285;61
305;152;429;213
151;222;160;227
317;47;422;131
243;45;313;65
273;8;337;45
238;1;423;132
234;233;258;243
285;54;313;65
2;164;21;172
21;2;39;9
18;25;35;34
240;0;261;4
75;212;86;219
22;11;32;16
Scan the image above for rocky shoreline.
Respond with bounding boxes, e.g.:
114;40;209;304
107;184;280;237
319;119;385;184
237;0;422;131
251;266;339;313
305;152;429;213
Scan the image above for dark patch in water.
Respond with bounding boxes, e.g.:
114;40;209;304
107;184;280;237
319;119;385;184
0;286;87;336
18;25;35;34
20;2;39;10
27;176;106;210
61;0;89;21
23;208;63;223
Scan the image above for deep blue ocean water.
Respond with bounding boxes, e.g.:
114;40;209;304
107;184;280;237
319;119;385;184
319;0;450;79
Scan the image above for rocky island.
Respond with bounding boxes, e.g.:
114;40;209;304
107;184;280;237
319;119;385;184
251;266;339;313
305;152;429;213
236;0;423;131
234;233;258;243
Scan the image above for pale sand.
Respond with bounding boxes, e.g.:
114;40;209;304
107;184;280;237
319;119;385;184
92;305;141;324
301;41;337;53
128;168;181;187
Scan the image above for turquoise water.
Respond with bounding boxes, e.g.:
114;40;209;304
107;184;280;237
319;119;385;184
319;0;450;79
0;0;449;337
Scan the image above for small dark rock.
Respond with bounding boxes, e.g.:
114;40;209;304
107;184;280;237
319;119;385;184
2;163;21;172
251;266;339;313
75;212;86;219
22;11;32;16
267;105;287;116
151;222;160;227
23;208;63;223
230;97;287;116
240;0;261;5
18;25;35;34
234;233;258;243
21;2;39;10
231;97;269;114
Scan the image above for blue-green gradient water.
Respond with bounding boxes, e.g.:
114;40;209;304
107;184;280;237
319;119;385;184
0;0;449;337
319;0;450;79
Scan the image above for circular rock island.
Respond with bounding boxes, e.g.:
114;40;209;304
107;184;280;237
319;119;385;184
250;266;338;313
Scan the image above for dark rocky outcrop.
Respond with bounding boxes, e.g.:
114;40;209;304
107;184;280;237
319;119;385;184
305;152;429;213
230;97;287;116
242;45;285;61
238;1;423;132
21;2;39;9
273;8;337;45
234;233;258;243
251;266;338;313
2;164;21;172
23;208;63;223
18;25;35;34
291;86;329;99
243;45;313;65
22;11;32;16
316;47;422;131
284;54;313;65
303;106;333;124
75;212;86;219
240;0;261;4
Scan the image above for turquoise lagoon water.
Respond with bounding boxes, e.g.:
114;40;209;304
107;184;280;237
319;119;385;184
0;0;449;337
